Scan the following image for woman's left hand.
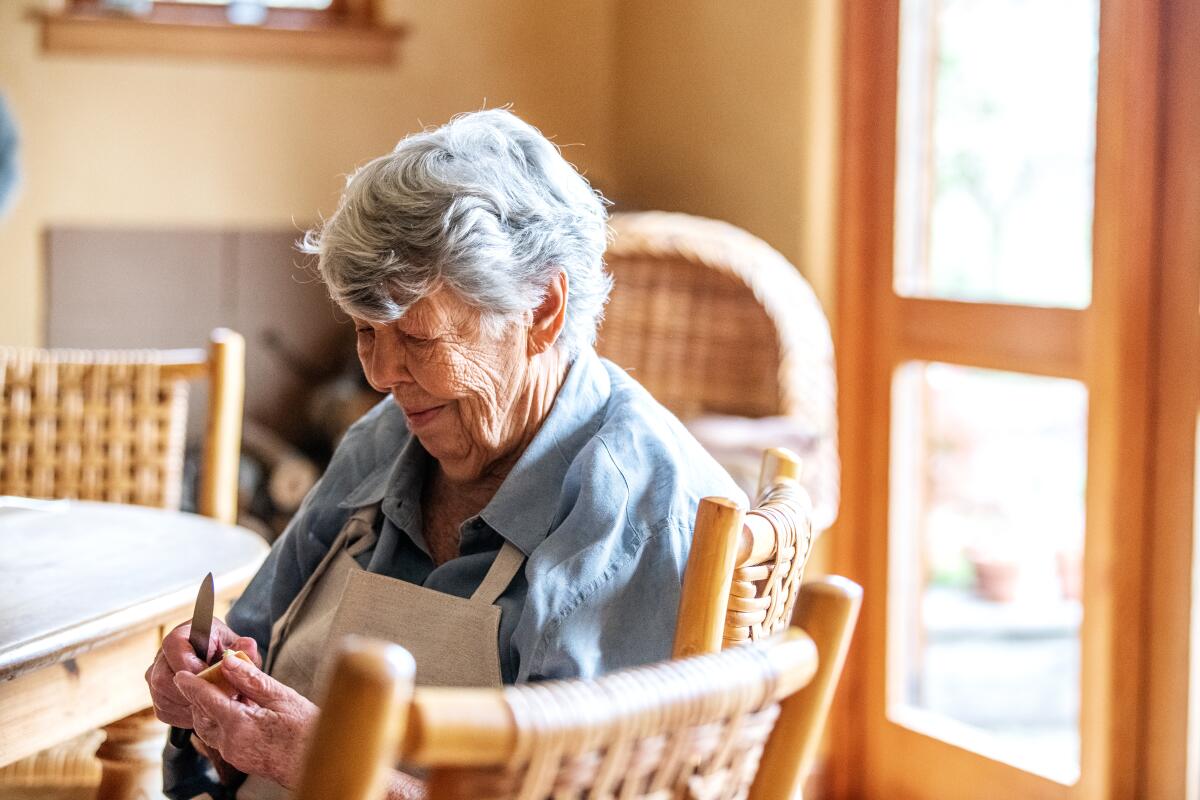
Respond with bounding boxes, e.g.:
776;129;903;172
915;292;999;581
174;653;318;789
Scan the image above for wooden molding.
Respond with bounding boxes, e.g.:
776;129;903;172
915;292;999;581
36;7;406;66
890;298;1087;381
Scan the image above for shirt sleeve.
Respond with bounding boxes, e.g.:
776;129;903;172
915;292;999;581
526;518;691;681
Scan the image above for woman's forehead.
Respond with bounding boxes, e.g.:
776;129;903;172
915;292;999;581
354;289;479;334
407;290;476;328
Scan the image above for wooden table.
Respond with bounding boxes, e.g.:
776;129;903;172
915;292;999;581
0;498;268;798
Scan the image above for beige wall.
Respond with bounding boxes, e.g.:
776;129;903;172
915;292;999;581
0;0;616;346
0;1;841;346
612;0;840;305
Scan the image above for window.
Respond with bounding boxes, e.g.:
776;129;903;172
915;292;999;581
835;0;1198;796
894;0;1098;308
40;0;404;64
890;363;1087;781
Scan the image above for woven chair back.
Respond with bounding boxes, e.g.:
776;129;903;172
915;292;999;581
599;211;839;527
438;639;804;800
600;245;781;418
0;349;190;509
674;449;816;659
0;329;244;521
295;622;852;800
726;479;814;648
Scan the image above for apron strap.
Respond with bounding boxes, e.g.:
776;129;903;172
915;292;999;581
265;504;380;672
470;541;525;605
345;505;380;557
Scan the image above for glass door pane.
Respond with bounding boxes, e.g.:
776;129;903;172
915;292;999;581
889;362;1088;781
894;0;1100;307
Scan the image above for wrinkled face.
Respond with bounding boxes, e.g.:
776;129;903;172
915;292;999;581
352;288;530;482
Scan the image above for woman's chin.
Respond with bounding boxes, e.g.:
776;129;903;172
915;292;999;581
420;441;486;482
412;429;462;467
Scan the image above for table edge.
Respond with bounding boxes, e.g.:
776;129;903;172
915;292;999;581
0;558;264;682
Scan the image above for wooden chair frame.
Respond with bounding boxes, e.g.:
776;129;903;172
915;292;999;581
673;447;853;792
295;578;861;800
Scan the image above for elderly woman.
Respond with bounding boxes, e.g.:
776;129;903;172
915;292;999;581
146;109;740;799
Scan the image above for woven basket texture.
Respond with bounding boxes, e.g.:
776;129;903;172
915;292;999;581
599;211;839;529
429;641;794;800
0;348;188;509
726;480;815;648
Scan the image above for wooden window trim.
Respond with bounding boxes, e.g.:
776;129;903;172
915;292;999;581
832;0;1197;797
1140;0;1200;794
890;299;1087;381
35;0;406;65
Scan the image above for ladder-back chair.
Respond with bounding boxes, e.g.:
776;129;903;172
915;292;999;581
674;448;854;789
294;581;861;800
600;211;838;531
0;328;245;790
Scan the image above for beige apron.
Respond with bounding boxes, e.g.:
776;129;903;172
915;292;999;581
237;503;525;800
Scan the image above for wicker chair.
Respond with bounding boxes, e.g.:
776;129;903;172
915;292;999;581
294;578;861;800
674;448;852;791
675;448;814;657
0;328;245;791
600;212;838;531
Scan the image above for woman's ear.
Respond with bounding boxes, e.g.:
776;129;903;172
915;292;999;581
528;270;569;355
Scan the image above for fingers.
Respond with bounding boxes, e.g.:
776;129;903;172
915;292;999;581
233;636;263;668
149;618;263;731
175;671;244;751
219;652;287;706
153;697;194;728
146;650;195;727
209;617;251;661
162;624;207;674
190;702;223;752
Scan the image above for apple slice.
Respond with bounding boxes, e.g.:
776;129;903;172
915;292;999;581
195;650;254;696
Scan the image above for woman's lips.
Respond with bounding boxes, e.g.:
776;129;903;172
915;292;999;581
404;404;445;428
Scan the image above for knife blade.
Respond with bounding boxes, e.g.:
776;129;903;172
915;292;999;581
188;572;215;663
168;572;215;748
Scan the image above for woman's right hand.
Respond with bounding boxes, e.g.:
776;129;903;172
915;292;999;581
145;617;261;728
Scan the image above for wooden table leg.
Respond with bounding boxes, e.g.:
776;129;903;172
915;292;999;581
95;709;167;800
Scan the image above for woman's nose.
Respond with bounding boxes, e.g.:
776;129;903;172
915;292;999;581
365;329;412;390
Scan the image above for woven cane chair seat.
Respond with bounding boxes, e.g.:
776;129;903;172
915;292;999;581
600;211;838;531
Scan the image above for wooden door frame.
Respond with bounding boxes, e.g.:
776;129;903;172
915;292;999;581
829;0;1196;797
1141;0;1200;795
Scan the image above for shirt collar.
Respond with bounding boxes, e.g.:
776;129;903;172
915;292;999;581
337;347;612;556
338;432;426;512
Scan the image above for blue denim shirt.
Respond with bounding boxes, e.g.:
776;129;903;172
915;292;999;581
227;347;743;684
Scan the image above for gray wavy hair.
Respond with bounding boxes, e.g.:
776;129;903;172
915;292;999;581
301;109;612;357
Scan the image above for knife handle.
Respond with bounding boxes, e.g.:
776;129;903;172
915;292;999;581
168;725;191;748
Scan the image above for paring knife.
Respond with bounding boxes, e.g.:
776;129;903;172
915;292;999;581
168;572;215;748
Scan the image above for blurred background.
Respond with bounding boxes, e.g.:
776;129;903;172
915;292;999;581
0;1;1196;799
